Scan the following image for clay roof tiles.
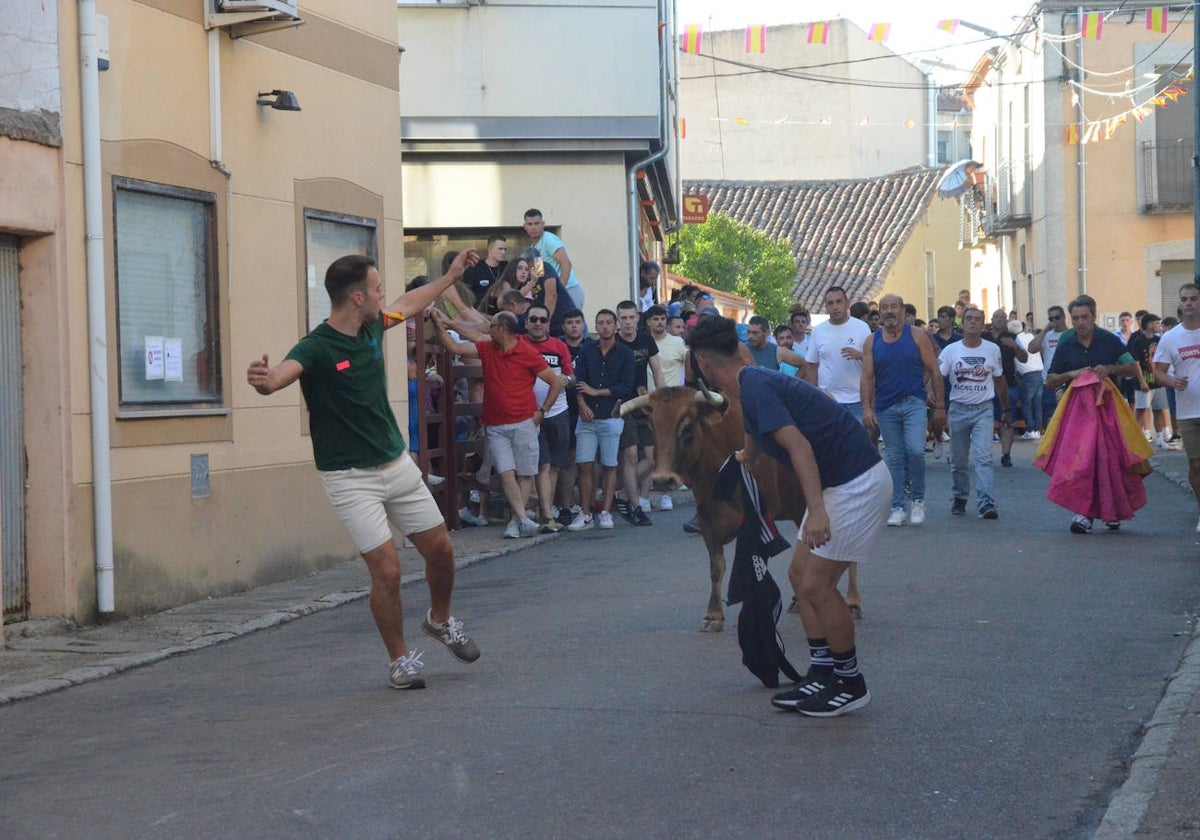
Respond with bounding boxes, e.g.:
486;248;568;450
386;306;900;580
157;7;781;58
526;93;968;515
684;166;946;309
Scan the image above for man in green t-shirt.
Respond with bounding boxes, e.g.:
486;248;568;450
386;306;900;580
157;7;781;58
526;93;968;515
247;251;482;691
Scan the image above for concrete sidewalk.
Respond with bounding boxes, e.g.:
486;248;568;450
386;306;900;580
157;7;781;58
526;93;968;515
0;522;564;705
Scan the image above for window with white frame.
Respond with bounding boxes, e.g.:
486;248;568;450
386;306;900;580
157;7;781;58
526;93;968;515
114;179;221;407
304;210;378;331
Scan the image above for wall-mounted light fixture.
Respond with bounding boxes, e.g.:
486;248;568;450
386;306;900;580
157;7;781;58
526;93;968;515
256;89;301;111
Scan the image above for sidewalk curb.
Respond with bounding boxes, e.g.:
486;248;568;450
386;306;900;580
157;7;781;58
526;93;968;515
1149;454;1195;498
1096;619;1200;838
0;531;561;708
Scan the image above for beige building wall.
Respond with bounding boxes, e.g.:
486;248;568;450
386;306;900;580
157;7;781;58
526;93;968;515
32;0;406;620
969;7;1194;322
882;198;973;319
679;21;929;181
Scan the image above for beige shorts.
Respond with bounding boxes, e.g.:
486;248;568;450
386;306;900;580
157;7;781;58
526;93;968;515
802;460;893;563
318;454;444;554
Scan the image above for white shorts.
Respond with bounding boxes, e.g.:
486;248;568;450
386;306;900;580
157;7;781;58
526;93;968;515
802;460;893;563
1134;387;1168;410
318;454;444;554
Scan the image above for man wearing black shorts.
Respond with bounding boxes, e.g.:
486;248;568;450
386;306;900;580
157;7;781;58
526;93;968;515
688;316;891;717
523;304;575;531
614;299;664;525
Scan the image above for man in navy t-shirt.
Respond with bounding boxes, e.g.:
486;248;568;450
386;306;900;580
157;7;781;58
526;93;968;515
687;315;892;718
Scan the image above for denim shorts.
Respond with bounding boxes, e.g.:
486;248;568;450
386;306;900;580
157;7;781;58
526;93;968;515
575;417;624;467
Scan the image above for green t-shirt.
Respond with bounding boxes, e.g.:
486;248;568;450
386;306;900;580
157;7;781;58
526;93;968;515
285;317;406;471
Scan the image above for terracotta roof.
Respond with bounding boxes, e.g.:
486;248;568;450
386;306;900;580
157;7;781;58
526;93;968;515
684;166;946;309
937;87;970;113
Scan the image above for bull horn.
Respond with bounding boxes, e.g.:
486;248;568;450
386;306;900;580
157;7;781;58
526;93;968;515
618;394;652;417
694;385;725;406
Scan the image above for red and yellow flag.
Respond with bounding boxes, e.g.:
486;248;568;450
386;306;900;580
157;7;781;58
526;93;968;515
1081;12;1103;40
808;22;829;45
1146;7;1168;33
680;118;686;139
680;24;702;54
867;23;891;43
745;24;766;54
937;19;959;34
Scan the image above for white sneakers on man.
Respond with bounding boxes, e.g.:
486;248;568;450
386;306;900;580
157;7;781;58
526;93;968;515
909;500;926;525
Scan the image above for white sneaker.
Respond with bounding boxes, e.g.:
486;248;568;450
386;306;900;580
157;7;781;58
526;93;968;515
458;507;488;527
426;473;446;486
909;500;925;525
1195;515;1200;533
932;441;944;460
679;484;689;491
638;497;652;514
469;489;480;504
518;518;540;538
503;519;521;539
659;494;674;511
1019;431;1036;441
597;510;615;529
567;510;592;531
887;507;906;527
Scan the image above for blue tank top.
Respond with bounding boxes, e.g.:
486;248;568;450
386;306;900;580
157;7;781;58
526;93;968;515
748;342;780;370
872;324;927;412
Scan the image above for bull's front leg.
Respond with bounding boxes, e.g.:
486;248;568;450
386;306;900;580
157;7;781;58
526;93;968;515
700;531;726;632
845;562;863;620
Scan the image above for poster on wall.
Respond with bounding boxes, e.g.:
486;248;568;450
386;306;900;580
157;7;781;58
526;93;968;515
145;336;164;381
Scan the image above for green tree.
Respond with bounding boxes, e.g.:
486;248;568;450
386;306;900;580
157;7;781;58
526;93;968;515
675;212;797;326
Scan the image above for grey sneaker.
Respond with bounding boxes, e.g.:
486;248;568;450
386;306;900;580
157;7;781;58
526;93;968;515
389;651;426;690
421;610;481;663
504;519;521;539
518;517;540;538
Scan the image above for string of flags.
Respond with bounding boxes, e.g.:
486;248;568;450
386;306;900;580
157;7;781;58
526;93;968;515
679;9;1177;54
1067;74;1193;144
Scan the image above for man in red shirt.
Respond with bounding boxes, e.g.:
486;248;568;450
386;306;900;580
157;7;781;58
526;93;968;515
433;310;563;539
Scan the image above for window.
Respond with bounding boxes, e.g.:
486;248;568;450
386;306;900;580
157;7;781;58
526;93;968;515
936;130;951;165
1144;69;1193;211
303;210;377;331
114;179;220;407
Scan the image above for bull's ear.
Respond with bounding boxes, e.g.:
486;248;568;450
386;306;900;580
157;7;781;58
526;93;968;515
697;400;729;426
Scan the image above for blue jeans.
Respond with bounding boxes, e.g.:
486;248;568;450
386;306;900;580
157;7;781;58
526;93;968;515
1017;372;1044;432
949;402;995;510
878;395;926;508
841;401;863;424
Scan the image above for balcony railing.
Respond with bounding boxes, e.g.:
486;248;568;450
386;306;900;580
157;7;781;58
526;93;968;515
986;157;1031;235
1142;140;1193;212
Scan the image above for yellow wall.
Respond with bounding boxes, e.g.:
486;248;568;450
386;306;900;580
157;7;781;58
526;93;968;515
880;198;972;320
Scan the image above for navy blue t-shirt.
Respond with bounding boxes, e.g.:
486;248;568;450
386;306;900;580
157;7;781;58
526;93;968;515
1048;327;1134;384
739;366;881;489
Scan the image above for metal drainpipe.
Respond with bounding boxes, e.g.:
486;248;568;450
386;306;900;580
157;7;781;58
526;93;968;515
78;0;115;613
1076;6;1087;295
628;0;671;301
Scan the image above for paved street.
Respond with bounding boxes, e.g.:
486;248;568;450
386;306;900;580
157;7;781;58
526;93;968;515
1;443;1199;838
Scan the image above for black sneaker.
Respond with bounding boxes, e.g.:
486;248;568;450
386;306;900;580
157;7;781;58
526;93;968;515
794;676;871;717
613;495;637;525
951;498;967;516
1000;454;1013;468
1070;514;1093;534
771;671;832;711
683;516;702;535
979;503;999;520
631;507;653;526
1104;520;1121;531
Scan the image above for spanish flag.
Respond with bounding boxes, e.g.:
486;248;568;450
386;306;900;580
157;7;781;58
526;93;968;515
680;118;686;139
867;23;891;43
808;22;829;45
1081;11;1103;40
1147;7;1168;33
745;24;766;54
680;24;702;54
937;19;959;34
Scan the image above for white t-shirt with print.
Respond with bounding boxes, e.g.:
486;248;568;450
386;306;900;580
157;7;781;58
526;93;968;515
1154;324;1200;419
939;339;1003;405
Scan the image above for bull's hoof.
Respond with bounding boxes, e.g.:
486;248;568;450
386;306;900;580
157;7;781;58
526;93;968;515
849;604;864;620
700;618;725;632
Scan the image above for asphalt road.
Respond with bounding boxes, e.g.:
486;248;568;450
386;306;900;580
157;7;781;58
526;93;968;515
2;449;1199;839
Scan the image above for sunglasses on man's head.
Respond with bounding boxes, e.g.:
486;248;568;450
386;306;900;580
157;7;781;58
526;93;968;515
526;315;548;323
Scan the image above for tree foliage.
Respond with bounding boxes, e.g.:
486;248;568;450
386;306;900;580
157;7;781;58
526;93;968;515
675;212;797;326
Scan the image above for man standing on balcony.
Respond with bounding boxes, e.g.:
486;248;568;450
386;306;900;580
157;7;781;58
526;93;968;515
246;252;482;691
524;208;584;310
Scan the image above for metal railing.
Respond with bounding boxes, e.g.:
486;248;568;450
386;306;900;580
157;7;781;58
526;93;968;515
1142;140;1192;212
987;157;1031;234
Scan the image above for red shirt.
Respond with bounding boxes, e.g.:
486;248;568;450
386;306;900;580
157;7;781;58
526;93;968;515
475;338;549;425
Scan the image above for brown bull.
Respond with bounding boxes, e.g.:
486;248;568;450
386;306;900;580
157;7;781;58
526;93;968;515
621;386;860;632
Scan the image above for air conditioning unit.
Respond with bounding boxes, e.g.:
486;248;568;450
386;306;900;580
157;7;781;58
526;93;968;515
217;0;298;15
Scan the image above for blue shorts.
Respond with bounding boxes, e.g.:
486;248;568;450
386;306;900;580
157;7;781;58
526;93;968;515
575;417;623;468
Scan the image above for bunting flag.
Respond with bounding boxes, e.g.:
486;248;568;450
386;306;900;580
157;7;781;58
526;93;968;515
951;115;959;128
745;24;766;54
1147;7;1168;33
867;23;891;43
1081;12;1103;40
680;118;686;139
732;117;749;126
680;24;702;53
808;22;829;44
1065;83;1190;144
903;119;915;128
937;19;959;34
857;115;870;126
817;116;831;125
